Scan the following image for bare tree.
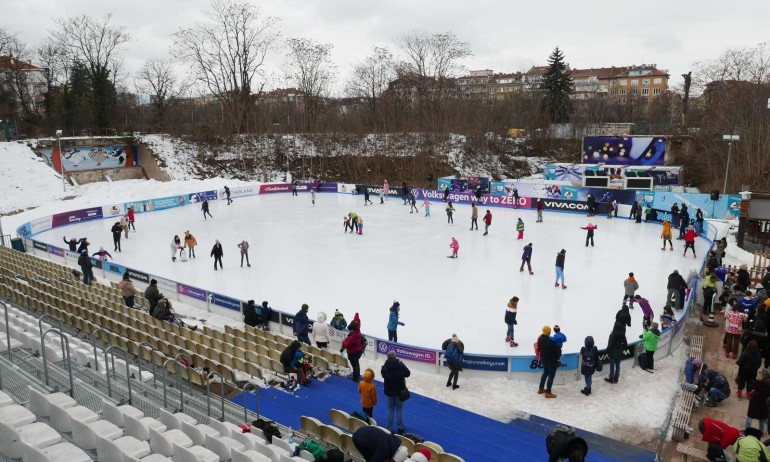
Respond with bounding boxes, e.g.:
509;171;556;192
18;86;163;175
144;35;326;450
172;0;280;134
0;34;39;116
0;27;14;55
135;59;186;123
346;46;394;131
285;38;335;131
52;14;131;131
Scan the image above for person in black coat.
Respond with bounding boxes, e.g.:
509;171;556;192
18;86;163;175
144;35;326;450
77;250;94;285
63;236;78;251
666;270;687;309
110;222;122;252
210;240;223;270
294;304;311;345
351;426;408;462
202;199;213;219
629;201;639;219
737;265;752;291
381;351;411;434
224;186;232;205
538;326;560;398
280;340;303;373
76;237;90;254
243;300;258;327
605;322;628;384
546;426;589;462
614;304;631;331
671;203;680;227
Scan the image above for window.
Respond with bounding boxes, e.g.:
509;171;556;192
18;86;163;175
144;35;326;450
642;79;650;86
610;89;616;96
619;89;626;96
653;78;662;84
631;80;638;87
630;88;637;95
653;88;661;95
619;79;627;86
620;98;626;104
641;88;649;96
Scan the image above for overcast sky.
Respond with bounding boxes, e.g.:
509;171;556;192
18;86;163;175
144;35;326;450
2;0;769;94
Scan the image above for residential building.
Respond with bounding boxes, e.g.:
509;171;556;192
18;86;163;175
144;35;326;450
456;69;494;99
0;54;47;114
488;72;523;99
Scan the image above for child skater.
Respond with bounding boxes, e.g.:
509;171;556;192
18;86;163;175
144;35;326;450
449;237;459;258
92;247;112;261
171;235;183;262
409;194;418;214
516;218;525;240
661;219;673;251
581;223;598;247
422;199;431;217
357;217;364;235
343;216;352;233
446;201;455;224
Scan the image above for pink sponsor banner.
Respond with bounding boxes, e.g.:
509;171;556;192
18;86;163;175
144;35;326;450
259;184;292;194
376;340;437;364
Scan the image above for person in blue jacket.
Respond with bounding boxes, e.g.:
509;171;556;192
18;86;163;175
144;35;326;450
294;304;312;346
520;242;533;274
551;325;567;356
442;334;464;390
387;301;405;342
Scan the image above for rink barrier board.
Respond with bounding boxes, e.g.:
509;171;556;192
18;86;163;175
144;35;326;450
15;181;713;378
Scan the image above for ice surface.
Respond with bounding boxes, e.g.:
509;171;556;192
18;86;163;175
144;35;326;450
32;192;712;356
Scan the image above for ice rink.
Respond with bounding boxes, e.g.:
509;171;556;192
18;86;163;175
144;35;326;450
33;192;712;355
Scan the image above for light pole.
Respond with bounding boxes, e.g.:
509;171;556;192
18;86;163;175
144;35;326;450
722;134;739;195
56;130;65;191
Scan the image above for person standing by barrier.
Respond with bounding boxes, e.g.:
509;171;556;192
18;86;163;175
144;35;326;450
443;334;464;390
386;301;405;342
605;322;627;384
294;303;312;346
537;326;559;399
78;250;94;286
381;350;410;434
579;336;599;396
536;198;545;222
342;314;365;382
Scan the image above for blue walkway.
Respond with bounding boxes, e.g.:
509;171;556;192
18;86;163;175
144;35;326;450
232;376;655;461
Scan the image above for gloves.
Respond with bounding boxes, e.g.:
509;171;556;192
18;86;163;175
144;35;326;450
513;320;518;325
399;322;405;326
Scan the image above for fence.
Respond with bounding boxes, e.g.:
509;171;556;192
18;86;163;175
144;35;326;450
12;181;713;382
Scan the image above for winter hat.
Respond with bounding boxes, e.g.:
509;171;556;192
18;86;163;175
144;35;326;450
629;272;634;277
542;325;551;335
553;325;560;332
262;301;269;308
692;358;703;367
392;446;409;462
584;336;594;348
672;269;679;274
451;334;459;343
334;309;342;317
122;272;130;280
409;448;432;462
651;322;659;329
301;304;309;311
393;301;400;308
150;279;157;285
353;313;360;323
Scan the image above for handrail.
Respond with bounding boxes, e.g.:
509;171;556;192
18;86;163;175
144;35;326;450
90;327;112;371
161;357;181;411
103;344;133;405
138;341;157;387
241;381;260;423
1;301;11;367
37;313;63;343
41;328;74;397
174;352;191;412
205;370;225;421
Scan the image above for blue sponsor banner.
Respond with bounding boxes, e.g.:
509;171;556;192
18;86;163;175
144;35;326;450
125;195;188;214
210;292;241;311
178;283;206;301
188;190;218;203
510;353;579;372
459;354;508;372
651;191;741;219
102;261;126;277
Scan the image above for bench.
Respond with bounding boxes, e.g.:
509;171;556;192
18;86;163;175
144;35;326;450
672;390;697;442
689;335;703;359
676;443;708;461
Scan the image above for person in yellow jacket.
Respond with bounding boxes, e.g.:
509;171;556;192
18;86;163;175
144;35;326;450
660;220;673;251
184;231;198;258
358;368;378;420
733;427;770;462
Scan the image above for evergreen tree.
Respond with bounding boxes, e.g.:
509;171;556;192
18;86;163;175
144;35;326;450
541;47;573;123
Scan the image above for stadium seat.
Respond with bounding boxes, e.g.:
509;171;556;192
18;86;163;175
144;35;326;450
96;433;151;461
102;399;145;427
0;421;61;459
181;420;220;446
148;425;193;458
20;440;92;462
231;447;272;462
158;407;197;431
173;442;219;462
49;402;99;433
0;390;13;407
71;418;123;450
205;431;246;461
27;387;75;417
208;418;242;438
124;413;167;441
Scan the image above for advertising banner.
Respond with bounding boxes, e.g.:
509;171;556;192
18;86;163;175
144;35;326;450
16;223;31;237
48;245;65;257
260;183;293;194
210;293;241;311
533;198;590;213
510;353;579;372
375;340;437;364
32;240;48;252
327;326;349;342
65;250;79;266
52;207;103;228
596;345;636;364
281;312;294;328
102;261;126;277
124;195;188;214
651;191;741;219
102;204;125;219
582;136;666;165
188;191;218;203
124;267;150;284
455;354;508;372
219;185;259;199
414;188;529;208
337;183;357;194
178;283;206;301
152;276;178;297
29;216;53;235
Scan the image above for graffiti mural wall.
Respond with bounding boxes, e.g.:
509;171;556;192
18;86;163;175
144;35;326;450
38;145;139;172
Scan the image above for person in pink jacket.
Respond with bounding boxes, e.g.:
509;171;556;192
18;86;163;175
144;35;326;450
449;237;459;258
383;179;390;201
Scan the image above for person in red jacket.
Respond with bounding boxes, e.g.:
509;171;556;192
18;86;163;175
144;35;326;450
341;313;364;382
536;198;545;223
684;225;698;258
581;223;598;247
482;210;492;236
127;206;136;231
698;418;739;460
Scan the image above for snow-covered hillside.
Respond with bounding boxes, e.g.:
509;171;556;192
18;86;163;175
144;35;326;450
0;141;71;214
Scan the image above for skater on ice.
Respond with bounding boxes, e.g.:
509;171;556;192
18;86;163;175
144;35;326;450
448;237;459;258
363;187;372;205
348;212;359;233
446;201;455;224
505;297;518;347
536;198;544;222
660;219;674;250
383;179;390;200
606;201;614;219
357;216;364;235
311;188;316;205
586;193;596;216
401;181;409;205
92;247;112;261
184;230;197;258
201;199;213;219
581;223;597;247
520;242;533;274
512;187;519;208
555;249;567;289
127;206;136;231
224;185;232;205
441;183;449;202
422;199;431;217
623;272;638;306
120;214;129;238
684;224;697;258
482;209;492;236
343;215;353;233
635;294;655;330
292;180;299;196
211;239;224;270
171;235;183;261
237;240;251;267
111;222;122;252
63;236;78;251
516;218;525;240
442;334;464;390
629;200;639;220
387;301;405;342
612;199;618;217
470;202;478;230
409;194;418;214
666;269;687;309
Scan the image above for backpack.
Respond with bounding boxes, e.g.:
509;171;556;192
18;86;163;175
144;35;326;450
252;418;282;444
581;351;596;369
296;439;326;458
534;340;541;360
402;432;425;444
351;410;370;424
638;352;649;370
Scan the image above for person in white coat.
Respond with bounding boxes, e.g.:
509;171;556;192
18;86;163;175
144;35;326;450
312;312;330;349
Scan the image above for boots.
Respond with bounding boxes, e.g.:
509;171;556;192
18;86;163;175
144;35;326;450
505;336;510;342
737;390;743;399
580;388;591;396
562;285;567;290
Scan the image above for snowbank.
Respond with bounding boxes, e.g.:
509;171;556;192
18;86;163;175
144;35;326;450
0;141;70;214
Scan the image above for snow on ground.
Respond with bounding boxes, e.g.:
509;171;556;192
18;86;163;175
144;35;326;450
138;134;207;180
0;141;71;214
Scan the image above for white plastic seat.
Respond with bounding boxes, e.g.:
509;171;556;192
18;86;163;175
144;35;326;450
148;425;193;457
20;440;92;462
272;437;295;454
256;443;287;460
158;407;196;430
0;333;22;351
230;430;264;450
0;390;14;407
231;448;272;462
0;421;61;458
96;434;151;461
181;420;220;446
124;413;167;441
28;386;76;418
205;432;246;461
0;404;36;428
299;449;315;461
207;419;241;438
74;348;93;366
50;403;99;433
71;418;123;450
173;442;219;462
128;454;174;462
102;399;144;427
21;331;39;350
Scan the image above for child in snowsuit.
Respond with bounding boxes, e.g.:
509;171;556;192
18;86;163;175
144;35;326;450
357;217;364;235
92;247;112;261
551;325;567;358
343;216;352;232
661;220;673;250
505;297;518;347
386;302;404;342
422;199;431;217
171;235;183;261
449;237;459;258
581;223;597;247
516;218;525;240
290;350;313;386
330;310;347;331
358;368;377;419
520;243;533;274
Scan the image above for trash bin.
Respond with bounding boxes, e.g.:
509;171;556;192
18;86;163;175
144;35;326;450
714;266;728;282
10;238;25;253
